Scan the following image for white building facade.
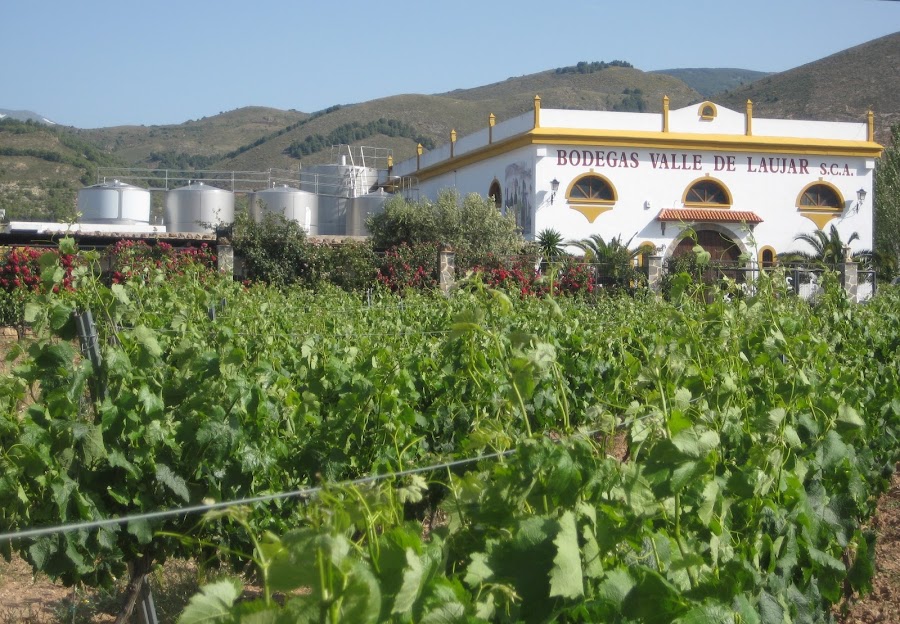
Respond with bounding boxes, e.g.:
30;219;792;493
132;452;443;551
392;97;883;265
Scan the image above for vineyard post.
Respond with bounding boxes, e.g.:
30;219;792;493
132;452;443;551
137;583;159;624
74;309;105;401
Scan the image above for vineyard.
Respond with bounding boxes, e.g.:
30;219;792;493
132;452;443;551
1;241;899;623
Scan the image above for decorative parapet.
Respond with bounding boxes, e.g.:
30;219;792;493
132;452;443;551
662;96;669;133
745;100;753;136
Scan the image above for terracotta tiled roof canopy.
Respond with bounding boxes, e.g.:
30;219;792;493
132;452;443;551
656;209;764;224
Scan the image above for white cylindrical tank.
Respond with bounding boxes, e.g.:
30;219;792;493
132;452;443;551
77;180;151;224
347;189;390;236
249;185;319;235
164;182;235;233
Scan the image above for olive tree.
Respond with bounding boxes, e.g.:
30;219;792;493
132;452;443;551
367;189;524;265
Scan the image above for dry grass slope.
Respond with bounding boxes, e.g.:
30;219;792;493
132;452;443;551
217;67;701;170
715;32;900;146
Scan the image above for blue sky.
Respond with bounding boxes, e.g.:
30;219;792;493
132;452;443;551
1;1;897;128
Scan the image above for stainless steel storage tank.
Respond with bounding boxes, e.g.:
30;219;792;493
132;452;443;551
304;163;380;235
249;185;319;235
77;180;151;224
164;182;235;234
347;189;390;236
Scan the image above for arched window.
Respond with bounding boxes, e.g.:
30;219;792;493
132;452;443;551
759;246;776;268
798;183;842;209
488;179;502;210
699;102;718;120
682;177;732;207
565;172;618;223
567;173;617;203
796;181;845;229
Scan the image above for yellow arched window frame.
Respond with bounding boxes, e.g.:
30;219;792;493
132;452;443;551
796;181;845;229
565;171;618;223
699;101;718;121
758;246;777;268
635;241;657;267
682;175;733;208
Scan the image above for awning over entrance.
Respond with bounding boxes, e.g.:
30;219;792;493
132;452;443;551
656;209;763;224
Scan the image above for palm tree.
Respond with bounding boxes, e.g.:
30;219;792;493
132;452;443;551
536;228;566;270
568;233;650;284
781;224;862;265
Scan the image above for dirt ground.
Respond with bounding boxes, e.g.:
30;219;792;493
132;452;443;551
840;466;900;624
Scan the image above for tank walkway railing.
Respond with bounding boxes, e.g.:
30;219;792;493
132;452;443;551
329;144;393;171
97;167;301;192
96;167;401;199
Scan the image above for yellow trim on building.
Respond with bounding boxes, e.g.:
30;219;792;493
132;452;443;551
408;127;883;183
527;127;883;157
800;211;839;230
662;96;670;133
745;100;753;136
569;205;613;223
795;180;845;208
758;245;777;266
534;95;541;129
565;171;619;203
637;241;656;267
489;113;496;144
868;111;875;142
565;171;618;223
699;101;718;120
681;175;733;207
795;180;844;230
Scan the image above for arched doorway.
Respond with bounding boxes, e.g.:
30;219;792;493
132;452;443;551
672;229;744;282
673;230;740;262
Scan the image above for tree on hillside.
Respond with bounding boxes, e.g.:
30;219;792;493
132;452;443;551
367;189;524;264
875;124;900;279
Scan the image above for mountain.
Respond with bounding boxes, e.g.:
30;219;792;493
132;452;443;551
3;32;900;222
0;109;57;125
650;68;772;98
214;64;700;171
0;118;120;221
75;107;308;168
714;32;900;146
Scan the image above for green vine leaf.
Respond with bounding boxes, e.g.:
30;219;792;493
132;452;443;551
177;578;241;624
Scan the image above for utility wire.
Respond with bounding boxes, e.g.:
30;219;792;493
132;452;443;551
0;449;515;543
0;421;649;544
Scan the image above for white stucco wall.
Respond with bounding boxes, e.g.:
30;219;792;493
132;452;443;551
534;146;872;257
391;102;876;258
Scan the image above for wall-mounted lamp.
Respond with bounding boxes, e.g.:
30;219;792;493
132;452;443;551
550;178;560;204
849;188;867;215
